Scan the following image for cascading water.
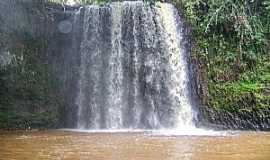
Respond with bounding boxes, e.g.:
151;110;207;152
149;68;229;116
75;1;196;130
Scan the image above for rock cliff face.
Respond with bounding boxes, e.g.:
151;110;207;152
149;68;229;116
0;0;44;66
0;0;269;130
0;0;93;129
0;0;41;35
0;0;59;129
191;53;270;131
0;0;196;129
45;4;83;128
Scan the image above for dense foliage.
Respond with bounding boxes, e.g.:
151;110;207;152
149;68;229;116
172;0;270;114
0;33;61;129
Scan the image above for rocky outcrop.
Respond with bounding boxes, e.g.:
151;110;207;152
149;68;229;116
191;50;270;131
0;0;60;129
0;0;44;65
0;0;85;129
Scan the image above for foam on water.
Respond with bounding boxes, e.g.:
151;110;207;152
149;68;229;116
60;128;229;136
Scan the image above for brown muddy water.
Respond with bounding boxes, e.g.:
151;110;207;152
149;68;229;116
0;130;270;160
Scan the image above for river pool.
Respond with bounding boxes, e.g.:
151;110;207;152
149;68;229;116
0;130;270;160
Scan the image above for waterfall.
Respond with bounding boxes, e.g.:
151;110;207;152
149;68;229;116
75;1;196;130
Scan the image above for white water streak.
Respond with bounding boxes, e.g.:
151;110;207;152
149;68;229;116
76;2;196;130
155;3;195;129
108;2;124;129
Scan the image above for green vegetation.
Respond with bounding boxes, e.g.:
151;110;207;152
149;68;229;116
0;32;61;129
171;0;270;116
1;0;269;129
